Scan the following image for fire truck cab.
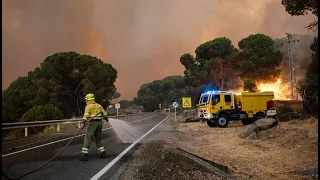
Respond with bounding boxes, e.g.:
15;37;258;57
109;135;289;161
197;90;277;128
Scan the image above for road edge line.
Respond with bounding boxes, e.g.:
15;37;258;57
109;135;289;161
90;114;169;180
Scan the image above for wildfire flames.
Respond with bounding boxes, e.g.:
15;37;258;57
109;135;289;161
257;78;291;100
233;78;291;100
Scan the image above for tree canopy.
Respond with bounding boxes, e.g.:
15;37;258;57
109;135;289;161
181;37;239;91
117;100;134;109
237;34;283;83
299;37;318;97
2;51;117;123
243;80;257;92
112;92;121;100
281;0;318;31
180;34;282;94
134;76;188;111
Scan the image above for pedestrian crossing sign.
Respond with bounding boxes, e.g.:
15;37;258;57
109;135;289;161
182;97;192;108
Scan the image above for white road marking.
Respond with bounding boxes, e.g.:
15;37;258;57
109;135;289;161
90;114;169;180
3;133;64;146
2;114;157;157
2;135;65;152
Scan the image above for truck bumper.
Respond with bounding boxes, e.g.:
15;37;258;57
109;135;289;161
266;110;277;117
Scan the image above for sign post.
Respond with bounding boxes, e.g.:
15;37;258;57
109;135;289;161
115;103;121;119
172;102;179;121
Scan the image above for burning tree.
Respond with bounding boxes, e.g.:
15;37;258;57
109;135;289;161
237;34;283;83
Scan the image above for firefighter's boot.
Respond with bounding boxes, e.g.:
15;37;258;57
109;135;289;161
79;153;88;161
100;151;107;159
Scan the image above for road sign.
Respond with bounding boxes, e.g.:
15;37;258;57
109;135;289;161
172;102;178;108
115;103;120;119
182;97;192;108
115;103;120;109
172;102;179;120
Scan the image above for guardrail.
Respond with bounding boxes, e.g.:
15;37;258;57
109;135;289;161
2;114;144;137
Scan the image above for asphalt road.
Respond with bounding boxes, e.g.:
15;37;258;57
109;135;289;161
2;113;169;180
2;114;145;155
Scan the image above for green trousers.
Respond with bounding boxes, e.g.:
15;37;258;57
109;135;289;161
81;121;105;154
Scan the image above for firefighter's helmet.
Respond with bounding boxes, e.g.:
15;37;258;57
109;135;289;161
85;93;95;101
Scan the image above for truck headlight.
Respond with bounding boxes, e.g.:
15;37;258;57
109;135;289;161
206;113;213;119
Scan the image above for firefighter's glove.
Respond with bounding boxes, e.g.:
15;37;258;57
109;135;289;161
80;120;86;129
104;117;109;123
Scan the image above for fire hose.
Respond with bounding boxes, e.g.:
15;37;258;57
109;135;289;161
2;112;104;180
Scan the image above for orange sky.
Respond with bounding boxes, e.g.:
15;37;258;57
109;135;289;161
2;0;315;100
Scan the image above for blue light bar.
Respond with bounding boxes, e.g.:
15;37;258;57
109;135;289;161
204;90;234;94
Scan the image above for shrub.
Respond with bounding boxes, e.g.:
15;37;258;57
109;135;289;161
19;105;63;136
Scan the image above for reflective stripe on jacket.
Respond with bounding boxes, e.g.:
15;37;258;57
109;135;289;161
83;101;108;120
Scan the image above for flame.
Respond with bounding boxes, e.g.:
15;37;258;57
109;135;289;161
257;78;291;100
233;88;243;95
231;78;291;100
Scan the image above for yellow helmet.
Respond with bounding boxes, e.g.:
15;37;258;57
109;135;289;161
85;93;95;101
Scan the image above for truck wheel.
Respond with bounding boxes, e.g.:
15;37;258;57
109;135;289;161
255;113;266;121
241;119;252;125
215;114;229;128
207;120;217;127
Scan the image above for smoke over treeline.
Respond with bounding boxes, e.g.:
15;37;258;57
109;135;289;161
275;33;318;84
2;0;315;100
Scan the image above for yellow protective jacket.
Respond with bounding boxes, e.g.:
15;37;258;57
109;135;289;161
83;101;108;120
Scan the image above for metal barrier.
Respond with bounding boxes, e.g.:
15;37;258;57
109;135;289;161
2;114;144;137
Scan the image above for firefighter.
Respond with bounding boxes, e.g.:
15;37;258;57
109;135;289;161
80;93;108;161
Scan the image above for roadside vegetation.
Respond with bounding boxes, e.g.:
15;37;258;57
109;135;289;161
2;52;119;139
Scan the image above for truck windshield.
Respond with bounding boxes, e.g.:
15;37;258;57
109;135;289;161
199;94;209;104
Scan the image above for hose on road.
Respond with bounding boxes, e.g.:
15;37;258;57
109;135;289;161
2;113;103;180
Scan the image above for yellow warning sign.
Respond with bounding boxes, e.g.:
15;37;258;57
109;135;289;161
182;97;192;108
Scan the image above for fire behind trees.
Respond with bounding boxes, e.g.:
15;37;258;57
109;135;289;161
282;0;318;115
134;0;318;112
134;33;284;111
134;33;317;113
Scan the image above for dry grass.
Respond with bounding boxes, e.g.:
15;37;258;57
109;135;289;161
172;117;318;180
43;123;77;134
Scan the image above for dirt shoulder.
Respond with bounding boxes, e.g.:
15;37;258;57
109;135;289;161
117;115;318;180
176;117;318;179
118;140;234;180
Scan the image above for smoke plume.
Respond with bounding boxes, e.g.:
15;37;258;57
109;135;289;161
2;0;315;100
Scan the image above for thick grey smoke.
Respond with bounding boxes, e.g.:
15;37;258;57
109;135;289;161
2;0;315;100
276;33;317;84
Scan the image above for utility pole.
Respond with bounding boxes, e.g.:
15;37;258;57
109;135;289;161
286;33;299;100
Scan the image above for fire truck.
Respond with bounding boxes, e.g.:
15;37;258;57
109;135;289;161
197;91;277;128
